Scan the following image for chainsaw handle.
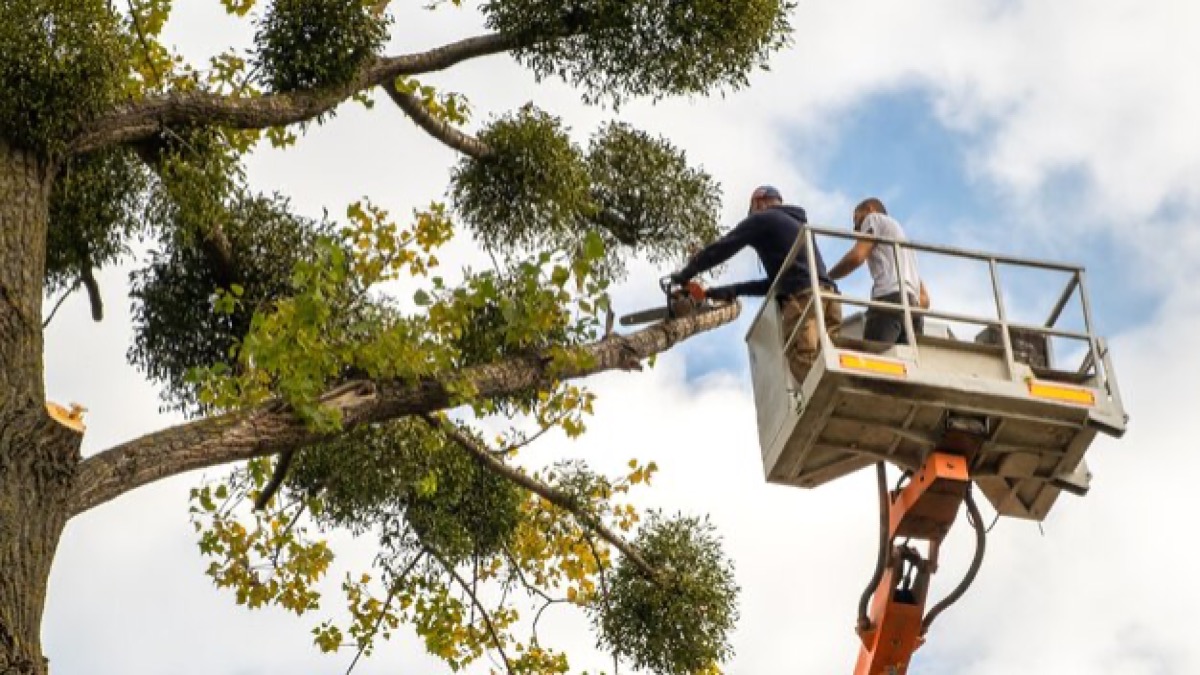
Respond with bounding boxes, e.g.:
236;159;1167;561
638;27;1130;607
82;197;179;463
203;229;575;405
660;276;705;303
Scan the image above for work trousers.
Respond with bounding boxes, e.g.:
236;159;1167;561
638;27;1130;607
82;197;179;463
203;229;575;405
779;287;842;387
865;291;923;345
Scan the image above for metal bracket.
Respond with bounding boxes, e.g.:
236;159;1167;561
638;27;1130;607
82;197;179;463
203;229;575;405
1051;459;1093;497
788;388;805;414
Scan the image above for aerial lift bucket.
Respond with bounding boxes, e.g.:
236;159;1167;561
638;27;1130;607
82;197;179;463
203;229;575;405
743;226;1128;672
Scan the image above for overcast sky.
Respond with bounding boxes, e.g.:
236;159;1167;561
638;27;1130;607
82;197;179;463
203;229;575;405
40;1;1200;673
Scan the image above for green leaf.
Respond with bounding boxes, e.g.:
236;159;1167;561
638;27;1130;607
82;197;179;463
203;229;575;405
582;231;606;261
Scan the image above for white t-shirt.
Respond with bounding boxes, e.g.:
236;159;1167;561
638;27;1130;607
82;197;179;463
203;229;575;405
860;213;921;299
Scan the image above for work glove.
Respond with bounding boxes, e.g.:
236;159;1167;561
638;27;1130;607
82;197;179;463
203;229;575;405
706;286;737;302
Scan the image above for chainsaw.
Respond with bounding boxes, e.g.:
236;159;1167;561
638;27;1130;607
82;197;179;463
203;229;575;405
619;276;711;326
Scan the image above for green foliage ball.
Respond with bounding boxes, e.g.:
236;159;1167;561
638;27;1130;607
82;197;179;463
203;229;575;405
404;438;524;563
0;0;128;155
129;193;323;413
586;122;722;265
255;0;390;93
287;420;523;562
482;0;794;104
287;419;431;531
451;105;594;255
593;513;740;675
453;108;725;280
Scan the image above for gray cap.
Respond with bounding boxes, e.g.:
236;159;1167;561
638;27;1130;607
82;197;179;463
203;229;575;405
751;185;783;200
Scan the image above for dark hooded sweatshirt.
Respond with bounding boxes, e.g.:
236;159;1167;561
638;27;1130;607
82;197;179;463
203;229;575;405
677;205;834;297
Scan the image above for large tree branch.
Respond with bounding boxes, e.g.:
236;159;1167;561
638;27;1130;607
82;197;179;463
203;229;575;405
68;303;739;516
382;83;493;160
70;33;522;155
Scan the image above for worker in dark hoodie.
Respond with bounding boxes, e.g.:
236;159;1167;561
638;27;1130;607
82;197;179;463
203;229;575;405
670;185;841;385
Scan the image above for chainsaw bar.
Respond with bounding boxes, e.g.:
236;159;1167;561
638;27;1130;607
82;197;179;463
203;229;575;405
619;306;671;326
619;302;721;327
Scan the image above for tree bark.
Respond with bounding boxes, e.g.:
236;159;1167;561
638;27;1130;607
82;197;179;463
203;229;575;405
0;140;80;674
0;140;50;400
70;33;522;155
0;409;82;675
70;302;741;516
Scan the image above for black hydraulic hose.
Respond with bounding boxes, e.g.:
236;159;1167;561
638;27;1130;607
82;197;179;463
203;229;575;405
921;486;987;636
857;462;890;631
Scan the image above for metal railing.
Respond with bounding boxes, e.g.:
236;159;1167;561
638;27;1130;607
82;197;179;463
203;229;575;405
747;223;1110;391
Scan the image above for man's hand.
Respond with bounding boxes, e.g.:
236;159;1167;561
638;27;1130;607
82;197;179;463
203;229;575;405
706;286;737;302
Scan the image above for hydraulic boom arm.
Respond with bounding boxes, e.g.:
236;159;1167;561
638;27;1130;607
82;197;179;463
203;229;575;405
853;420;989;675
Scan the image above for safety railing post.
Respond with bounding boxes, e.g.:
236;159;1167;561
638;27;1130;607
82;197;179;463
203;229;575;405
892;241;918;358
1076;269;1106;387
988;259;1017;380
807;228;830;351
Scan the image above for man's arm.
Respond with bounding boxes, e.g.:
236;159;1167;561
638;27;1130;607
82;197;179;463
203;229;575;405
706;279;770;300
674;215;761;281
918;281;930;309
828;239;874;280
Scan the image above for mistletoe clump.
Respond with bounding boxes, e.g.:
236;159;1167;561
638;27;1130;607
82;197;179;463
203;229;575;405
0;0;127;154
129;193;328;413
593;513;740;675
586;122;722;265
452;105;594;255
453;109;723;279
481;0;795;104
287;419;523;564
255;0;390;93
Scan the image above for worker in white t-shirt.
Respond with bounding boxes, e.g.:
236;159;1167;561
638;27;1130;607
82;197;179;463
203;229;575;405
827;198;930;344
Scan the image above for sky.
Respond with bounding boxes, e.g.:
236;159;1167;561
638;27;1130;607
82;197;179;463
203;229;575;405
38;1;1200;673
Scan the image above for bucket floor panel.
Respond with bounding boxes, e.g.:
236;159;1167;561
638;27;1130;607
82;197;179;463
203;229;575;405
768;376;1098;520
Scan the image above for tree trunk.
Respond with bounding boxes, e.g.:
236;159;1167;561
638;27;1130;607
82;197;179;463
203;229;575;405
0;411;80;675
0;139;50;400
0;140;78;674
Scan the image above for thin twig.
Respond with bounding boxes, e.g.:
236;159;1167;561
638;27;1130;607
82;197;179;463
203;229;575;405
269;499;309;568
500;545;556;604
42;280;80;328
531;597;568;644
345;552;426;675
420;414;660;582
427;547;515;674
582;534;620;675
495;414;566;457
126;0;163;87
